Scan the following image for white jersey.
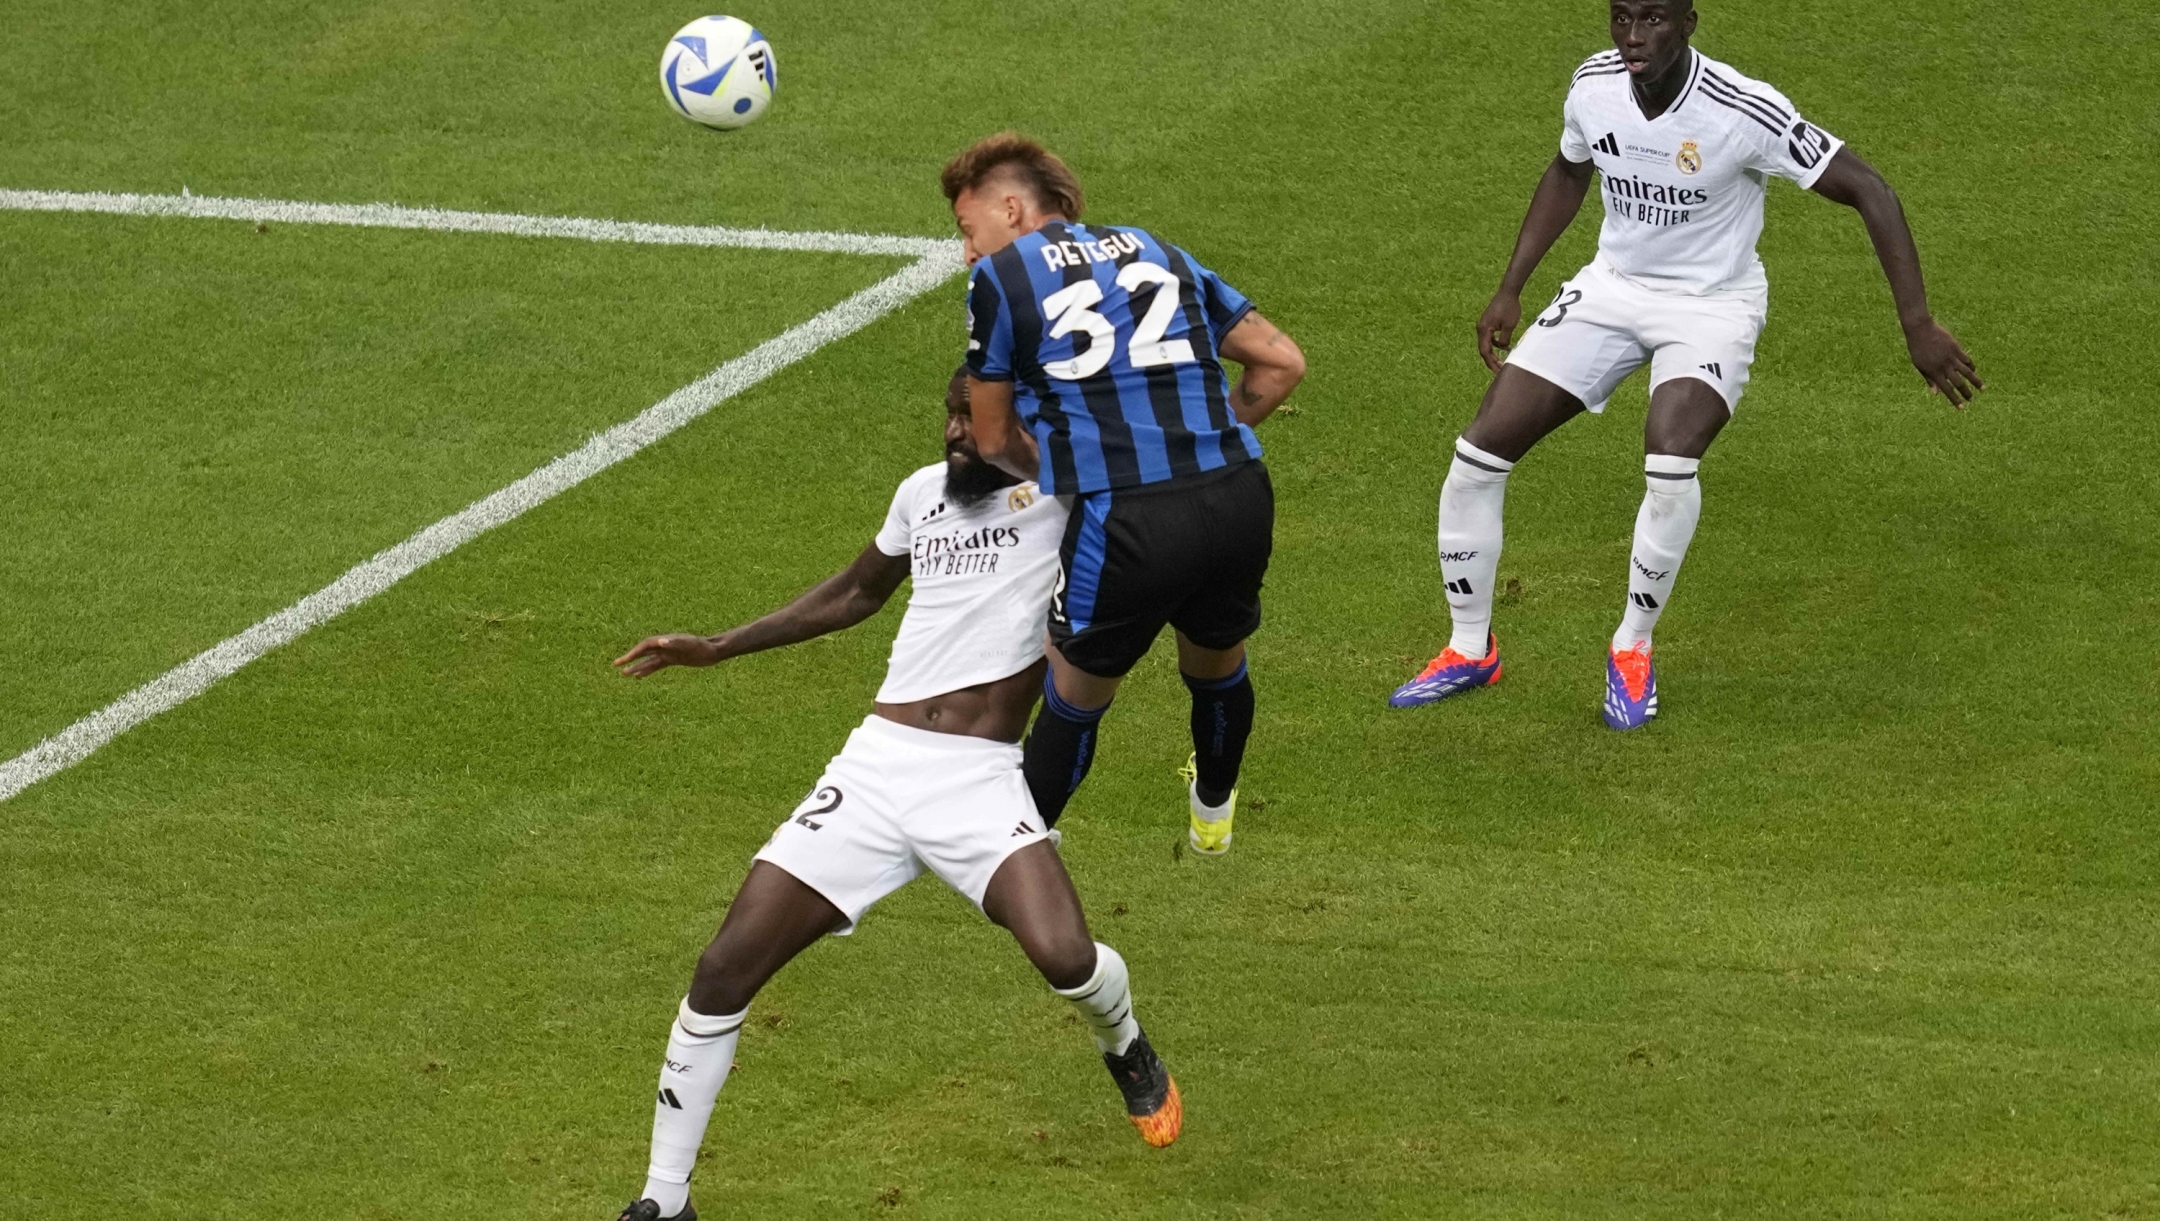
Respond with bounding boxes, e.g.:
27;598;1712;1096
1561;48;1844;295
871;464;1068;704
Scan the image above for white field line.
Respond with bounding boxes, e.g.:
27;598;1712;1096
0;188;953;259
0;197;965;803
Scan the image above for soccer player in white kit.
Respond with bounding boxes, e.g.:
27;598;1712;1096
1390;0;1982;728
604;372;1181;1221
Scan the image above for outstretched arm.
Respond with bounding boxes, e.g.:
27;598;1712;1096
613;544;911;678
1217;311;1307;426
1479;154;1596;372
1809;148;1983;407
965;376;1040;483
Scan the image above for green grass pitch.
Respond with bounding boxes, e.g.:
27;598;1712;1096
4;0;2158;1216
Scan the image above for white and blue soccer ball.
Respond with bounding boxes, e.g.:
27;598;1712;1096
659;16;777;130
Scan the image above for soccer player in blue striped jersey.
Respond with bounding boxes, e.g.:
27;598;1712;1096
943;133;1307;855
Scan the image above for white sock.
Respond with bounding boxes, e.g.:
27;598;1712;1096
641;998;746;1216
1053;942;1141;1056
1189;782;1232;824
1613;455;1702;652
1439;439;1512;658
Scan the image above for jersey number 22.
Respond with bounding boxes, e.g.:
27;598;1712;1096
1041;264;1194;381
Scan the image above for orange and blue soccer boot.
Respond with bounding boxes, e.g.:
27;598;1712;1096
1389;633;1503;708
1105;1030;1183;1147
1602;643;1659;730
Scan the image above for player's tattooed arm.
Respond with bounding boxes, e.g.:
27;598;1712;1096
1478;154;1595;373
965;375;1040;482
1218;311;1307;426
1809;149;1983;407
612;545;911;677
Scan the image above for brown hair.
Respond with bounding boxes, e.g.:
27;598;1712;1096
940;132;1085;220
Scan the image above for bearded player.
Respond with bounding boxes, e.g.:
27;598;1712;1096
945;133;1307;853
604;372;1181;1221
1391;0;1982;727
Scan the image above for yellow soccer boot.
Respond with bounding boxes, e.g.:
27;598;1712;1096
1180;753;1235;856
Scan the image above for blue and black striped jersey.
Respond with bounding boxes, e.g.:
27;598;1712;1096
965;222;1259;496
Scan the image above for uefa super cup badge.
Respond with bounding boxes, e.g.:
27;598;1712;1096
1675;141;1703;175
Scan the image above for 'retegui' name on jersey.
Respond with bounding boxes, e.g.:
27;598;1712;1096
1040;230;1144;271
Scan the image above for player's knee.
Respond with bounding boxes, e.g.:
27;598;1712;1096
1461;413;1537;466
1047;660;1119;714
1030;932;1098;992
1644;386;1730;456
1174;632;1245;682
689;943;762;1015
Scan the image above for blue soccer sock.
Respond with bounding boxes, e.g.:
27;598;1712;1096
1183;661;1254;808
1023;674;1110;827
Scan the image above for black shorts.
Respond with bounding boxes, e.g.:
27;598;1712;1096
1048;460;1274;678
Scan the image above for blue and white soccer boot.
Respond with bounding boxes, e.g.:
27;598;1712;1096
1389;633;1503;708
1602;643;1659;730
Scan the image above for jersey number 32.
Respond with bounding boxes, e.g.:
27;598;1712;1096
1041;263;1195;381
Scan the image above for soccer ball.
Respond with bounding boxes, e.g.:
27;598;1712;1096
658;16;777;130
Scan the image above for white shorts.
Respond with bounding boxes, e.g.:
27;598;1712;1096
752;715;1056;935
1507;259;1768;414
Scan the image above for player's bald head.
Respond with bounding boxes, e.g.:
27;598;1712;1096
942;362;1016;504
1609;0;1698;63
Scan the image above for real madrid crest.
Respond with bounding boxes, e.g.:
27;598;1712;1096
1007;484;1037;512
1675;140;1703;175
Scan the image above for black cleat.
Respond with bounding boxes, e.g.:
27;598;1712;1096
615;1199;695;1221
1103;1029;1183;1146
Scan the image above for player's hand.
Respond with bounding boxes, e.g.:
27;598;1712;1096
1477;293;1523;374
613;633;723;677
1904;317;1983;408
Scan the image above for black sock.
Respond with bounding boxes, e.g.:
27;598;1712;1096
1184;661;1254;807
1023;674;1110;828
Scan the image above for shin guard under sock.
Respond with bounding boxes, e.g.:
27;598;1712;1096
1023;674;1109;827
1182;661;1254;808
1053;942;1141;1056
643;998;746;1216
1439;439;1513;658
1614;454;1703;651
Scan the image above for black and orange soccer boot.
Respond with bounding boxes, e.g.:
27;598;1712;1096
1104;1029;1183;1147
